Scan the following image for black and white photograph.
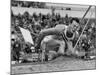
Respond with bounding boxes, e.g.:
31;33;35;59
11;0;96;74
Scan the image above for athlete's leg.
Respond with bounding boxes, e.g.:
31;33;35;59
35;28;62;49
56;40;65;55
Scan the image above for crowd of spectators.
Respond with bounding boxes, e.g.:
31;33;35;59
11;10;96;62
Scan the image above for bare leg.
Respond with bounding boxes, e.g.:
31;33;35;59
36;28;62;49
57;40;65;55
66;41;74;55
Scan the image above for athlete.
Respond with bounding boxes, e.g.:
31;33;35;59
35;18;80;53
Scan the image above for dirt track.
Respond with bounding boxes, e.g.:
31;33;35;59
11;56;96;74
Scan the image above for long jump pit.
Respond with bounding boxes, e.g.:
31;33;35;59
11;56;96;74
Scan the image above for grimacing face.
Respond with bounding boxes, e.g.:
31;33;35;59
71;20;79;31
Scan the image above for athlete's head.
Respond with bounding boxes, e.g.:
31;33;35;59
70;18;80;32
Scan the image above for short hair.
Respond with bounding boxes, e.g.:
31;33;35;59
70;18;79;24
